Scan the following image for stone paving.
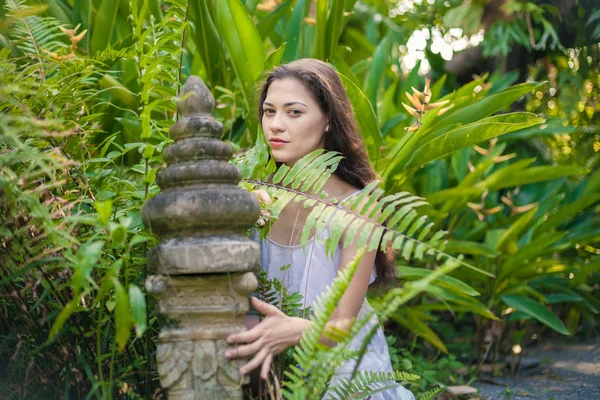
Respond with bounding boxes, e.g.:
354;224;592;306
473;337;600;400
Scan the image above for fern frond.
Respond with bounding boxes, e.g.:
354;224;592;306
328;370;421;400
418;387;443;400
283;248;365;399
255;269;311;318
246;177;491;277
5;0;67;56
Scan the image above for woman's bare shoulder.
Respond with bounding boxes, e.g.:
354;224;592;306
327;177;361;202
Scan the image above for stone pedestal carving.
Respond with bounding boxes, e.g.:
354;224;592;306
142;76;260;399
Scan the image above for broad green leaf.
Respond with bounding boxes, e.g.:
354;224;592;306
90;0;120;55
500;117;576;141
363;33;391;113
535;193;600;237
244;0;260;14
481;165;589;191
425;286;496;319
423;81;543;138
499;232;567;280
129;285;147;338
429;74;447;102
392;311;448;353
545;293;583;304
265;43;287;70
496;207;538;251
566;307;580;336
584;170;600;195
549;229;600;252
257;1;292;39
189;0;222;83
476;158;536;190
445;240;499;258
71;241;105;295
281;0;309;63
49;299;80;339
313;0;328;59
113;279;132;351
426;187;484;206
332;55;360;87
404;113;544;170
398;266;480;296
94;200;112;225
500;294;569;335
324;0;346;61
216;0;266;135
98;75;136;108
338;72;382;161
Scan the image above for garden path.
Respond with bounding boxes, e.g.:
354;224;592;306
474;337;600;400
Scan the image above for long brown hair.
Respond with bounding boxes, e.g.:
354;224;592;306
258;58;396;288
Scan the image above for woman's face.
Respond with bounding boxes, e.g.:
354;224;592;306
261;78;328;166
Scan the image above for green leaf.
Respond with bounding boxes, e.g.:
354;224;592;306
496;207;538;251
264;43;287;70
535;193;600;237
499;232;567;280
90;0;120;55
500;294;569;335
392;311;448;353
323;0;346;61
338;72;382;162
49;299;80;339
113;279;132;351
404;113;544;170
363;33;391;113
71;241;105;295
481;165;589;191
476;158;536;190
216;0;266;135
422;81;543;137
398;266;480;296
445;240;499;258
94;200;112;225
313;0;328;59
545;293;583;304
257;1;292;40
110;223;127;248
281;0;309;63
128;285;147;338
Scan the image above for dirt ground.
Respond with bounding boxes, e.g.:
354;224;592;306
473;337;600;400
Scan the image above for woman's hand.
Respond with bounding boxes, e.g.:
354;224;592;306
253;189;273;226
225;297;308;379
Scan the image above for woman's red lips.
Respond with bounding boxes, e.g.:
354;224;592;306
269;138;289;147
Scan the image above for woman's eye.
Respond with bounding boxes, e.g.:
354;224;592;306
288;109;302;116
264;109;275;115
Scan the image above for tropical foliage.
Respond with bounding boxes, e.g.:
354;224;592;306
0;0;598;398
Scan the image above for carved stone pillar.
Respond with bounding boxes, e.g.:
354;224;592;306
142;76;260;399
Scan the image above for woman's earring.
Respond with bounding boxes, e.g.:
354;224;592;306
325;124;330;132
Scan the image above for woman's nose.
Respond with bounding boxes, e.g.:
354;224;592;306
269;112;285;131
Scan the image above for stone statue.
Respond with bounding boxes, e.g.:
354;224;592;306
142;76;260;399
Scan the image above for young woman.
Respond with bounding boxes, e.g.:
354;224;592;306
225;59;414;400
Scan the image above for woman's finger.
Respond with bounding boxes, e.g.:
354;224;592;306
227;326;262;345
224;337;264;360
240;347;269;376
254;189;272;205
251;297;284;316
260;353;273;380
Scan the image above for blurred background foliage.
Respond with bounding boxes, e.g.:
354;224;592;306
0;0;598;398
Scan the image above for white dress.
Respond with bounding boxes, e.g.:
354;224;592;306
251;190;415;400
